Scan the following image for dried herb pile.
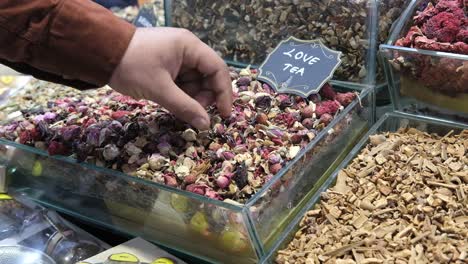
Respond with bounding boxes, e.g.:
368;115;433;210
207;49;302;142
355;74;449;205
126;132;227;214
0;68;357;203
172;0;408;82
277;128;467;264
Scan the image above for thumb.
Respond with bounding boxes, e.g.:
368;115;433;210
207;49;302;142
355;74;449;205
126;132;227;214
151;74;211;130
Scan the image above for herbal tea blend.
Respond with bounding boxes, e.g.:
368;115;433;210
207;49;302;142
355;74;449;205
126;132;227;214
276;128;467;264
0;68;357;203
172;0;408;82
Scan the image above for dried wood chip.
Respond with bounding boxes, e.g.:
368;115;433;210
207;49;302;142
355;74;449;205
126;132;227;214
276;129;468;264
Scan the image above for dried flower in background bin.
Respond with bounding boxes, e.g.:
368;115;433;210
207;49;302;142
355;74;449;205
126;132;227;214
0;68;357;203
276;128;468;264
172;0;409;82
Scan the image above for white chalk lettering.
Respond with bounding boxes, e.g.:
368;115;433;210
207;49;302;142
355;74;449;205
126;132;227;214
283;49;295;57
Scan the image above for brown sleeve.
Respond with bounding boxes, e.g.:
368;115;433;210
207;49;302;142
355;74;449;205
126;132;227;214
0;0;136;88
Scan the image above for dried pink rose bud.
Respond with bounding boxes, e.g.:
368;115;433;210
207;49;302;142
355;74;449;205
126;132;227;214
302;118;314;129
221;151;235;160
319;113;334;126
270;163;282;175
216;175;231;189
336;92;356;107
315;100;341;117
184;174;197;184
300;106;314;119
268;153;282;164
290;133;303;144
163;173;178;187
186;184;206;195
44;112;57;122
47;141;67;156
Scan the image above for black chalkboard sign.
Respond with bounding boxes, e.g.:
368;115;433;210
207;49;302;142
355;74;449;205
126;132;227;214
133;5;158;27
258;37;342;97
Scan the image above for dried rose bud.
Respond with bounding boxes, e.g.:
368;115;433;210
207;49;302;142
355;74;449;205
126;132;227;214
77;106;88;113
255;95;272;109
181;128;197;142
237;76;251;86
43;112;57;122
336;92;356;107
270;163;282;175
302;118;314;129
157;142;171;155
163;173;178;187
255;113;268;125
268;153;282;164
205;188;222;200
47;141;67;156
319;83;337;100
186;184;206;196
184;174;197;184
216;175;231;189
213;123;225;135
62;125;81;141
221;151;235;160
300;106;314;119
103;144;120;161
319;113;334;126
315;100;341;117
290;133;302;144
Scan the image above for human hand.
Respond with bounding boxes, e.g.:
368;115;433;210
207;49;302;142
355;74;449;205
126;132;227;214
109;27;233;130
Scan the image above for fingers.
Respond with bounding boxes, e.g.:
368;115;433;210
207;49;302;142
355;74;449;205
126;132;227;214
182;37;233;117
151;73;211;130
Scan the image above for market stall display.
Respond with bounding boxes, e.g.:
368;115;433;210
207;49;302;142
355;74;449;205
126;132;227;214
0;68;372;263
266;113;468;263
381;0;468;116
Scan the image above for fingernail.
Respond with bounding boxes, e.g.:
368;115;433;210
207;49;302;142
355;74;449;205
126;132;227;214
193;117;210;130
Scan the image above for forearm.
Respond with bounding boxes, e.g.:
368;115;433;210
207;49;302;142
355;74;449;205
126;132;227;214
0;0;136;88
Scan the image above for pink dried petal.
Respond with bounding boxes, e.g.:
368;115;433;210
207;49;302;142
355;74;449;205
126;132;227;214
112;110;131;120
270;163;282;175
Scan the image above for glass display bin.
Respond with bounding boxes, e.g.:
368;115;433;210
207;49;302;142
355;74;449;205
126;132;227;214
380;0;468;122
167;0;410;86
0;81;373;263
261;112;468;263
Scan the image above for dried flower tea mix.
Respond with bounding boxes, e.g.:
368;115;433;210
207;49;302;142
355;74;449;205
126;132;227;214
390;0;468;106
0;68;358;203
276;128;467;264
172;0;409;82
